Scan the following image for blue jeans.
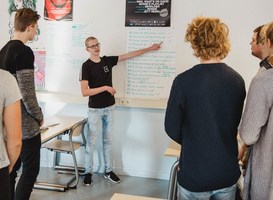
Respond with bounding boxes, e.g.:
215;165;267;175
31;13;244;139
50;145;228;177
84;105;114;174
178;183;237;200
10;133;41;200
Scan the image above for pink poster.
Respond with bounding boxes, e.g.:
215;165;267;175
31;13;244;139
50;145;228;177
34;51;46;90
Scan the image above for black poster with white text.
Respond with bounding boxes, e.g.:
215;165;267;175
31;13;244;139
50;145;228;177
125;0;171;27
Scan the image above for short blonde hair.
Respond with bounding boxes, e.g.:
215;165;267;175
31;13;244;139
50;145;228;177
185;16;230;60
85;36;97;48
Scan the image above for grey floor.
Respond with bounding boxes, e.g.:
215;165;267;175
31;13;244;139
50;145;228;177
30;168;169;200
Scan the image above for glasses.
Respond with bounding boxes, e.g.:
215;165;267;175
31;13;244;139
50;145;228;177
87;43;100;49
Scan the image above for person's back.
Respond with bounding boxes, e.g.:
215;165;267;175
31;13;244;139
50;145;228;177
171;63;244;191
165;16;246;200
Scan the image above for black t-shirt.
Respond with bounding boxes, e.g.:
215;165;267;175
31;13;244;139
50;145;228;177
0;40;34;73
81;56;118;108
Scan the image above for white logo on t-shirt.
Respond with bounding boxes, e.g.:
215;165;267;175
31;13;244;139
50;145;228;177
103;66;109;73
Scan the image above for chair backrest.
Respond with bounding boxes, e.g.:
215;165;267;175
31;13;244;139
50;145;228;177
70;118;87;137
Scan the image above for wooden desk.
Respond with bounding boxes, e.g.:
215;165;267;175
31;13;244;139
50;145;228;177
164;141;180;158
164;141;180;200
110;193;165;200
34;115;86;192
41;115;86;144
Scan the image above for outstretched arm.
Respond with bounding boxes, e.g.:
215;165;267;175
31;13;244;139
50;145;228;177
118;42;162;62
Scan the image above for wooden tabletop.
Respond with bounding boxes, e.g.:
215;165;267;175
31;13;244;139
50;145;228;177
164;141;181;158
40;115;86;144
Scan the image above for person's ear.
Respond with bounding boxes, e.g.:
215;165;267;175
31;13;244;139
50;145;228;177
268;38;273;48
26;24;32;32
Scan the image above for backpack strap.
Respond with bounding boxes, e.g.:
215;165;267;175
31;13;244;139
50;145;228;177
260;55;273;69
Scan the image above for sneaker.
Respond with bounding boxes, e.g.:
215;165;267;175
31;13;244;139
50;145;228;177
82;173;93;187
104;171;120;184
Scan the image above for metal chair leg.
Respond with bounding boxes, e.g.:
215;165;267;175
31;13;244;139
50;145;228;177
167;160;179;200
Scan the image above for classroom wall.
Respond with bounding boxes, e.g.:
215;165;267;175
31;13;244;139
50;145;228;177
40;102;172;179
0;0;272;180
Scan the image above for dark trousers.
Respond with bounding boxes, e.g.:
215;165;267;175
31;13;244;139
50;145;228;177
0;167;11;200
10;133;41;200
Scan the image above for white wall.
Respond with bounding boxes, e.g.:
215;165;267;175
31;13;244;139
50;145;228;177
40;102;174;180
169;0;273;90
1;0;273;180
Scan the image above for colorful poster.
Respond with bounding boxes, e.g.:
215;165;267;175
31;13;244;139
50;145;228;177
125;0;171;27
8;0;38;39
44;0;73;21
34;51;46;90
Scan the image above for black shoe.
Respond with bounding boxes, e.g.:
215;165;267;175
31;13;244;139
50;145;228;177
104;171;120;184
82;173;93;187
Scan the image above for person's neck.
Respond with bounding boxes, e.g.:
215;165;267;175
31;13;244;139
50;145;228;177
200;57;221;64
90;55;101;63
261;51;273;60
12;33;28;44
252;52;263;60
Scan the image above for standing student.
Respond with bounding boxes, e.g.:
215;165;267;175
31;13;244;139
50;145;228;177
0;8;44;200
80;36;161;186
239;22;273;200
238;24;265;172
164;16;246;200
0;69;22;200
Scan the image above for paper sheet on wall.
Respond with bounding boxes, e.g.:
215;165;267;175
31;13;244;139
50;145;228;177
126;27;176;99
45;22;91;95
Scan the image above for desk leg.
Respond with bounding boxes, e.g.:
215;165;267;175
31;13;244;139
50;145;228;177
167;160;179;200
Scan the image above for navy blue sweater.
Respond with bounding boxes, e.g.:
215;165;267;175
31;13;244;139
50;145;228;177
165;63;245;192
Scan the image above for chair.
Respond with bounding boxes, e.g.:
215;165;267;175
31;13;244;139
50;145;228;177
42;118;87;189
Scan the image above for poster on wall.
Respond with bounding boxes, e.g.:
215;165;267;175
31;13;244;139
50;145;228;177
34;51;46;90
8;0;38;39
125;0;171;27
44;0;73;21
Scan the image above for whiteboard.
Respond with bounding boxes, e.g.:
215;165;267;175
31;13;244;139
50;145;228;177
0;0;272;109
